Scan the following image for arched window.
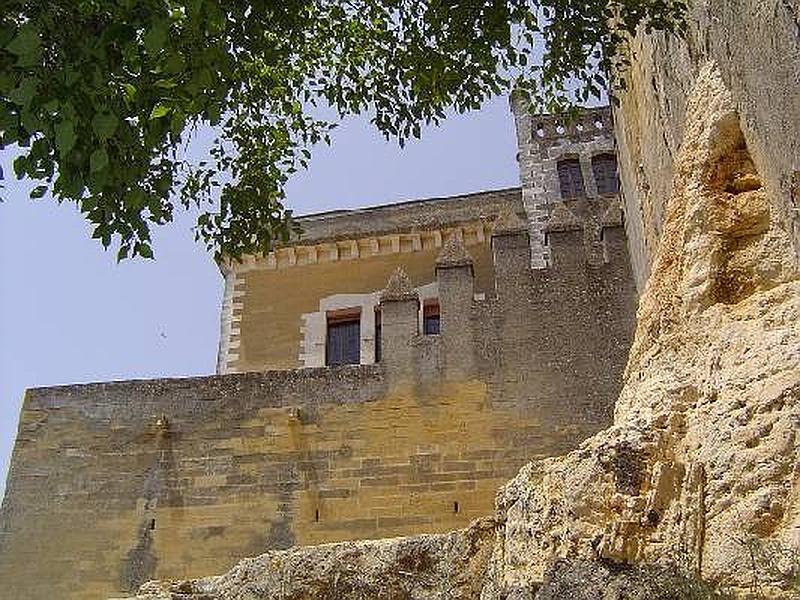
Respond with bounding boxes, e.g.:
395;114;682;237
592;154;619;195
557;158;585;198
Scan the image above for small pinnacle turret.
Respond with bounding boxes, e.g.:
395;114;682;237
380;267;418;302
436;235;474;270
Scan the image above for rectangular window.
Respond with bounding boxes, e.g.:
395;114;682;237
326;310;361;366
374;309;382;363
557;158;586;198
592;154;619;195
423;302;440;335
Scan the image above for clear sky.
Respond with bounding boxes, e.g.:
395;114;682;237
0;96;519;498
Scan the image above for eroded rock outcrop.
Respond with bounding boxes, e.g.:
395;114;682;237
614;0;800;290
115;519;496;600
482;63;800;599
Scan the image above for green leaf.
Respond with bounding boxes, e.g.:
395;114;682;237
90;147;109;173
6;24;40;58
13;155;27;178
154;78;177;89
170;109;185;134
54;120;77;154
30;185;47;199
206;103;221;125
121;83;136;102
138;243;154;259
149;103;171;119
143;21;169;55
92;112;119;141
8;78;37;106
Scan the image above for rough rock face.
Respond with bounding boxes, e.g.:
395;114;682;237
114;519;496;600
614;0;800;290
481;62;800;598
534;559;729;600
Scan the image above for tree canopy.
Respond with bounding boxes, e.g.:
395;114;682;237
1;1;686;260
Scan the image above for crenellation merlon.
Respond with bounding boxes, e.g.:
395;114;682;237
527;106;614;147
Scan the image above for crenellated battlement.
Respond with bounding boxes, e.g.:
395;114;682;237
527;106;614;147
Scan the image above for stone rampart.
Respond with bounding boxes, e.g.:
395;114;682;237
0;196;636;599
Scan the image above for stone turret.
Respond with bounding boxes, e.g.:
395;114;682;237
491;209;530;294
436;236;475;376
511;93;616;269
378;267;419;379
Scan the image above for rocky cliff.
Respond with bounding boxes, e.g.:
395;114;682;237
120;2;800;598
482;61;799;598
615;0;800;291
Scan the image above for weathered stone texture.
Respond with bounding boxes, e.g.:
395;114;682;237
533;559;729;600
614;0;800;291
113;518;496;600
482;63;800;599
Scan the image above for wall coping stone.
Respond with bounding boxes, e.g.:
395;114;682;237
435;236;474;270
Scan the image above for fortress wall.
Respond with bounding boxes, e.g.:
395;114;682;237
0;211;636;600
0;370;520;599
106;6;800;596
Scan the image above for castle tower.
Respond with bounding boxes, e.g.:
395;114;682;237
510;95;617;268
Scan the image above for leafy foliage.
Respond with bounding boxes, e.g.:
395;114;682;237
1;1;687;260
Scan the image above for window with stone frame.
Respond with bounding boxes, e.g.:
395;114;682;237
423;301;440;335
325;309;361;366
592;153;619;195
556;158;586;198
374;308;382;363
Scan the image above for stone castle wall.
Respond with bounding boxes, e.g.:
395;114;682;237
0;200;636;599
217;188;521;374
116;4;800;598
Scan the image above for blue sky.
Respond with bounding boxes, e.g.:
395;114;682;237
0;96;519;498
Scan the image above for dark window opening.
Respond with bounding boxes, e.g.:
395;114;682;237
592;154;619;195
374;309;382;363
453;501;459;514
557;158;586;198
149;518;156;530
326;310;361;366
423;302;440;335
315;509;320;522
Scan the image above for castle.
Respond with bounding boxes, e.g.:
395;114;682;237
0;101;638;599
